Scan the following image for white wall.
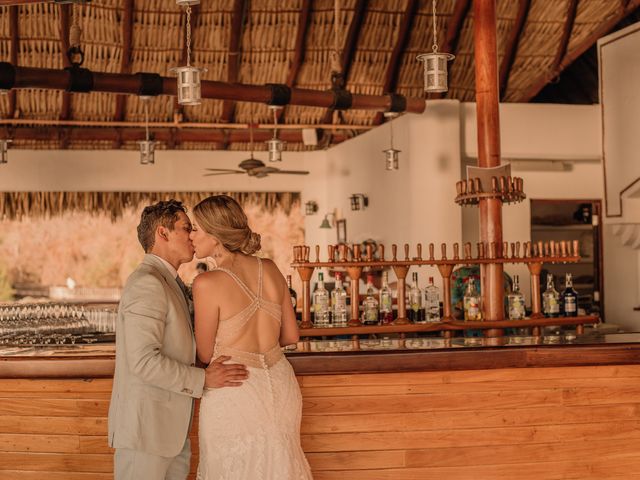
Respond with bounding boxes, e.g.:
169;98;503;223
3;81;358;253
3;101;636;327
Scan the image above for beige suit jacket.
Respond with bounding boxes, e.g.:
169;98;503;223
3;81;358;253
108;254;205;457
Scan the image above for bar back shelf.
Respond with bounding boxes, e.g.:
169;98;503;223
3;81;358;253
291;239;599;346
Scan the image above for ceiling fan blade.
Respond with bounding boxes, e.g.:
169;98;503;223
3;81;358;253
203;171;244;176
270;170;310;175
204;168;245;172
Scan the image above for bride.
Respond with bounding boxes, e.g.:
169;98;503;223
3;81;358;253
189;195;313;480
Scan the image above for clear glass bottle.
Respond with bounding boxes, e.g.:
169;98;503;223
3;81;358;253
507;274;526;320
286;275;297;311
562;272;578;317
313;271;330;326
542;273;560;318
424;276;440;323
331;272;348;327
463;278;482;321
362;274;380;325
379;271;394;324
408;272;425;323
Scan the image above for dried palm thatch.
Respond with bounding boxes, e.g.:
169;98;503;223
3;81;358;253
0;0;637;150
0;191;300;221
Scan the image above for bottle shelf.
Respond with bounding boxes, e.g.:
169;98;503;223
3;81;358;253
292;240;597;336
299;315;599;337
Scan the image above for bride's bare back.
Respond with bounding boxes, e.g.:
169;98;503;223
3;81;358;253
193;255;298;365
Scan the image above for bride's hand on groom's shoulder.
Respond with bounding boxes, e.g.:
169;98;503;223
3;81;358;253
204;355;249;388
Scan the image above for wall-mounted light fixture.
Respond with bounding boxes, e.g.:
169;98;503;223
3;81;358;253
305;201;319;215
350;194;369;211
0;139;11;164
319;212;336;229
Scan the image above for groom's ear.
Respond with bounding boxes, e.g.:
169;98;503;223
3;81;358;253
157;226;169;241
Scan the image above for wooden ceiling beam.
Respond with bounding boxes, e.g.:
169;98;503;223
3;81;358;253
2;125;348;145
58;3;72;148
113;0;135;149
522;0;640;102
320;0;368;141
373;0;418;125
220;0;248;124
7;6;18;120
552;0;579;75
278;0;312;124
498;0;530;101
437;0;471;99
7;65;427;112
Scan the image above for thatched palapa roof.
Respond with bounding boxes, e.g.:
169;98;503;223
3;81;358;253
0;0;638;151
0;191;300;220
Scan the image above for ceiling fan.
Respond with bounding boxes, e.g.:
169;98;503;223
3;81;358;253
204;155;309;179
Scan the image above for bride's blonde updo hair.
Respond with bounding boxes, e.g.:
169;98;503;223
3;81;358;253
193;195;261;255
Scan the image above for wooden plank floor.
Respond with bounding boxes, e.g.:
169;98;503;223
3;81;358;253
2;364;640;479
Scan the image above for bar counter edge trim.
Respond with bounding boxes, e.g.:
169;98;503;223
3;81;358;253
2;343;640;378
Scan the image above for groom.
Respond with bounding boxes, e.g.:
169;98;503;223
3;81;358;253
108;199;248;480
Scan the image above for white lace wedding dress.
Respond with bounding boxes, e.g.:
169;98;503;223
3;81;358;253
197;257;313;480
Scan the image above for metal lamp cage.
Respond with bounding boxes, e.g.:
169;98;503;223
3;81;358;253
383;148;400;171
138;140;156;165
416;52;455;93
172;66;207;106
266;138;284;163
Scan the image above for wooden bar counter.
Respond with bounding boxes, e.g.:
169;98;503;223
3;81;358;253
2;334;640;479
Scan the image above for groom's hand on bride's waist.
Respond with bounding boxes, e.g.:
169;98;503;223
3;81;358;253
204;355;249;388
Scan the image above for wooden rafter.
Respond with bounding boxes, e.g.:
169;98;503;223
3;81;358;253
220;0;247;124
112;0;135;149
521;0;640;101
277;0;312;124
552;0;578;75
2;125;348;145
373;0;418;125
498;0;530;100
58;3;72;148
437;0;471;99
320;0;368;131
7;6;18;119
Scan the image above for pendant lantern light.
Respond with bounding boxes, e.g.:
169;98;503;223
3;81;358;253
171;0;207;105
416;0;455;93
138;97;156;165
382;112;400;171
266;106;285;162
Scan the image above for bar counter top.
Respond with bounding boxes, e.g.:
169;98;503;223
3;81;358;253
2;331;640;378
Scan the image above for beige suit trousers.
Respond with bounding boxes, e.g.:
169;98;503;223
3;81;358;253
114;438;191;480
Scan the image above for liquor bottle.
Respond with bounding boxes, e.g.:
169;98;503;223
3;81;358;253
562;272;578;317
379;271;394;324
507;274;526;320
408;272;425;323
424;276;440;323
542;273;560;318
313;271;330;326
362;274;379;325
331;272;349;327
286;275;297;311
463;278;482;321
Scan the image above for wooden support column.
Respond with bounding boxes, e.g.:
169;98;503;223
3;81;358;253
473;0;504;327
112;0;134;149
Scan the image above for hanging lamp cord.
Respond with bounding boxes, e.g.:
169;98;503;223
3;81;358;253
185;5;192;66
432;0;439;53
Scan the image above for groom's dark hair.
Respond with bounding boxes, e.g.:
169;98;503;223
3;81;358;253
137;199;187;252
